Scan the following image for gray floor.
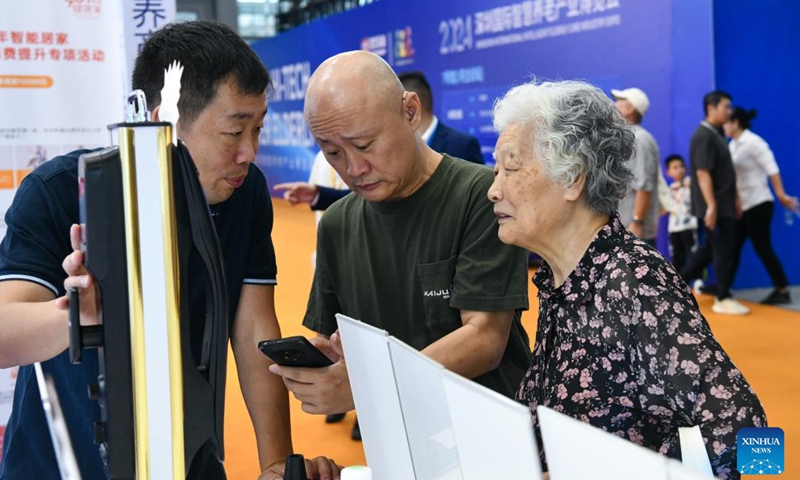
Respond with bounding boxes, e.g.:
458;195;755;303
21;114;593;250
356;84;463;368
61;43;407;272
733;285;800;312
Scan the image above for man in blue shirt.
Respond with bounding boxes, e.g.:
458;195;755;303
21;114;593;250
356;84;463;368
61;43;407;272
0;21;337;480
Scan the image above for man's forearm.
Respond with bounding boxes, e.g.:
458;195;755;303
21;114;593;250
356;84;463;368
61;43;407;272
233;338;293;470
769;173;789;199
632;190;652;220
0;299;68;368
421;311;513;379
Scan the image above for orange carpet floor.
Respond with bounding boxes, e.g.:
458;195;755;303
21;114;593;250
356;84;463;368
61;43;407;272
223;199;800;479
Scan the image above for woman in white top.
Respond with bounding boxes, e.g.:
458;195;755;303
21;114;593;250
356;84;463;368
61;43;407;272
724;107;799;305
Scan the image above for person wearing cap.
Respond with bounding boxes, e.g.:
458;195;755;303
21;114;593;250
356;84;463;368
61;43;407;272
611;87;661;245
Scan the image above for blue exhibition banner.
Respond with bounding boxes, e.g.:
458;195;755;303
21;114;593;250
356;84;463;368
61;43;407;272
251;0;710;198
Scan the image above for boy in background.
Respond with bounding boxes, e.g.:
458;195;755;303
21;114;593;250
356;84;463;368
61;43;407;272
666;154;698;271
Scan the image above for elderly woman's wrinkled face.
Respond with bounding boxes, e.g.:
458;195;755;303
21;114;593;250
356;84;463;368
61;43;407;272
488;123;564;251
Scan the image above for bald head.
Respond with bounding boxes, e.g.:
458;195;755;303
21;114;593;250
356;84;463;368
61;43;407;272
300;51;440;203
304;51;404;122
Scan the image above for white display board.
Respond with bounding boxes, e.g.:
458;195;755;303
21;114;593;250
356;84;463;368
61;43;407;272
538;406;665;479
388;337;462;480
442;370;543;480
335;314;415;480
337;313;714;480
537;406;719;480
667;459;718;480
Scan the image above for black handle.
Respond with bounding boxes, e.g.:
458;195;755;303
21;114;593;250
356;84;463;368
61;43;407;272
68;287;104;364
68;288;82;364
284;454;308;480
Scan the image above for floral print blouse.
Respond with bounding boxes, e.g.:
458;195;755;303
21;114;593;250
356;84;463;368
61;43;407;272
517;215;766;480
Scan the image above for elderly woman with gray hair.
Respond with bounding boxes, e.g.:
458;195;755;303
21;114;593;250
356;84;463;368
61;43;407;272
488;80;766;479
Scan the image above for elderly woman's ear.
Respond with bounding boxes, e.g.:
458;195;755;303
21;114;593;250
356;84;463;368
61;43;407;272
564;174;586;202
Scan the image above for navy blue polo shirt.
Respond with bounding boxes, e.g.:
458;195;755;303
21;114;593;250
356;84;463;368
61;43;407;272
0;150;277;479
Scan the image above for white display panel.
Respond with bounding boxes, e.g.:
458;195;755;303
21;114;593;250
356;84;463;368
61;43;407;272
537;406;668;480
537;406;720;479
442;370;543;480
388;337;462;480
335;314;415;480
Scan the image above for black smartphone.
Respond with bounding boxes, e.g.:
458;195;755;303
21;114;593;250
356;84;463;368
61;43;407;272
258;336;334;368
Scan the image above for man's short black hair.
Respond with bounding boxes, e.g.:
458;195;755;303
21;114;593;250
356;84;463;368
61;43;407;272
703;90;731;117
398;71;433;113
665;153;685;168
132;20;271;125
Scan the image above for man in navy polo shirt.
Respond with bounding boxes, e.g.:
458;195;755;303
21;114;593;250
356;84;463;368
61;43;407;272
680;90;749;316
0;21;337;480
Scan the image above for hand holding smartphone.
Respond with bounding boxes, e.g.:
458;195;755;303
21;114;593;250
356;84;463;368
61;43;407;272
258;335;333;368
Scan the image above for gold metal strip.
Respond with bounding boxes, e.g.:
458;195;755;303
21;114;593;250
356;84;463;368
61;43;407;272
157;127;186;479
118;127;149;479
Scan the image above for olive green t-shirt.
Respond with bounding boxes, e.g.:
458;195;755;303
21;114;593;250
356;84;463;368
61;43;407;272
303;154;531;397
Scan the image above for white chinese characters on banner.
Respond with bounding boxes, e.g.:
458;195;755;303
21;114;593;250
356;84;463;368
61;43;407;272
122;0;177;90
